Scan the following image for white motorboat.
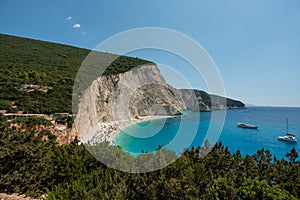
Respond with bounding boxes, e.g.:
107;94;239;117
238;110;258;129
237;123;258;129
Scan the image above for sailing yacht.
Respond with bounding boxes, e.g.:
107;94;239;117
278;118;297;143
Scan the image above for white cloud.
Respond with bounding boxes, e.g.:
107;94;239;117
81;31;87;35
66;16;72;20
73;23;81;28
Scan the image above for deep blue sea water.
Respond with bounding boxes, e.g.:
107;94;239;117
112;107;300;160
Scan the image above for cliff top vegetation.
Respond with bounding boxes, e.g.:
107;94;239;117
0;33;152;114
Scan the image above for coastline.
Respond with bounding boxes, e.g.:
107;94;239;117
86;115;175;145
108;115;176;141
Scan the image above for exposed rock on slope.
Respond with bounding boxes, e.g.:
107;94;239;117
75;63;244;138
172;89;245;112
75;64;182;138
171;88;211;112
129;84;182;117
10;123;78;145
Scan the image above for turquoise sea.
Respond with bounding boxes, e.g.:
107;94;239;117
112;107;300;160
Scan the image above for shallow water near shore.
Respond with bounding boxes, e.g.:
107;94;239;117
112;107;300;159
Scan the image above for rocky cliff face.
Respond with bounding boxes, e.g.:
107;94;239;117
170;88;211;112
75;64;183;138
75;63;244;138
172;89;245;112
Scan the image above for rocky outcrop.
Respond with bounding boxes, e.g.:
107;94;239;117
10;123;78;145
170;88;211;112
0;193;39;200
75;64;183;139
75;63;245;138
172;89;245;111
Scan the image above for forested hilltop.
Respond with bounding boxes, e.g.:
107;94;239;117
0;33;152;114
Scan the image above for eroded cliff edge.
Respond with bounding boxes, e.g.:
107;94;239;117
75;63;244;139
75;64;182;138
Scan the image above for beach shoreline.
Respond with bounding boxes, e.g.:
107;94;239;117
86;115;175;145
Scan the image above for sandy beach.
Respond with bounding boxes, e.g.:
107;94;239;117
86;115;175;145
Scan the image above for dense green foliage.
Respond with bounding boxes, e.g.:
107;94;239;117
0;116;298;199
10;116;52;126
0;34;152;114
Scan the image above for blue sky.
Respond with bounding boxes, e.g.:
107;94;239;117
1;0;300;106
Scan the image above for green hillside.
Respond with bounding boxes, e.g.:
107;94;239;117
0;34;152;114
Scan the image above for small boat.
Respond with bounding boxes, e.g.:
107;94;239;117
278;118;297;143
238;109;258;129
278;134;297;143
237;123;258;129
